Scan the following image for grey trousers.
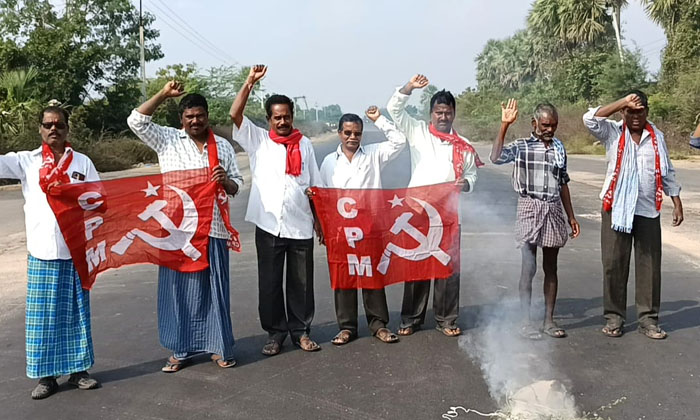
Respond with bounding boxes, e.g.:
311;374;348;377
334;288;389;336
601;209;662;327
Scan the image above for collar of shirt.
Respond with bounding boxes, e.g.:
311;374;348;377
334;143;365;160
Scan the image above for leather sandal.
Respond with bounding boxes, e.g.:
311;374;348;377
375;327;399;343
295;335;321;352
211;354;237;368
331;329;354;346
161;355;191;373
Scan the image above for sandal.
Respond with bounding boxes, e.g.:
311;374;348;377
295;336;321;352
638;324;667;340
161;355;191;373
542;322;567;338
211;354;237;368
519;324;542;340
331;329;354;346
261;340;281;356
375;327;399;343
436;325;462;337
397;326;417;336
602;322;623;338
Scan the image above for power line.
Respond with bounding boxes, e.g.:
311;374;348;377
149;0;239;66
143;4;235;68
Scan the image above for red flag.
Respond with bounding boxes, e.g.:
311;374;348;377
310;182;461;290
47;169;218;290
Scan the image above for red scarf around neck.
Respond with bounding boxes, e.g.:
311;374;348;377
428;123;485;178
206;129;241;252
269;128;303;176
39;141;73;193
602;122;663;212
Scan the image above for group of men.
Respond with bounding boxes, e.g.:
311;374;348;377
0;64;690;399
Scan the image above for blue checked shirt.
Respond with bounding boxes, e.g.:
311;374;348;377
494;135;570;201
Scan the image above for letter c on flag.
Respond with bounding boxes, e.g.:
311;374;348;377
337;197;357;219
78;191;103;211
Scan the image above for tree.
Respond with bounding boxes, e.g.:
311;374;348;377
476;31;540;91
607;0;629;62
528;0;613;51
0;0;162;105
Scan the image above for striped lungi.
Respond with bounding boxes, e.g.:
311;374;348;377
157;237;235;361
515;196;569;248
26;256;94;379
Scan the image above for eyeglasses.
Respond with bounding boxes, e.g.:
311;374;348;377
342;130;362;137
41;122;67;130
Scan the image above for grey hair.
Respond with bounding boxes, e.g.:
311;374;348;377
533;103;558;121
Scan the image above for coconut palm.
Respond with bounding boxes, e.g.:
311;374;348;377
0;67;39;104
528;0;612;50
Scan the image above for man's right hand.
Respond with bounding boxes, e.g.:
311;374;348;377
624;93;644;110
365;106;381;122
161;80;185;98
247;64;268;85
400;74;429;94
501;98;518;125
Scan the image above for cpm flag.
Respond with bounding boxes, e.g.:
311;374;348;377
310;182;461;290
47;168;240;289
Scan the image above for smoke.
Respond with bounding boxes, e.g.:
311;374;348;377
457;168;580;420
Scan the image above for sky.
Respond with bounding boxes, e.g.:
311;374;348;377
135;0;667;115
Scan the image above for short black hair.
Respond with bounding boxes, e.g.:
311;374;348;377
624;89;649;109
337;113;363;132
265;94;294;118
533;103;558;121
430;89;456;112
178;93;208;116
39;106;70;126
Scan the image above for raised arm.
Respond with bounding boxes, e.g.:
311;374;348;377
594;93;643;118
490;98;518;163
582;93;642;143
366;106;406;164
386;74;429;138
137;81;185;116
229;65;267;129
127;81;186;153
0;153;25;180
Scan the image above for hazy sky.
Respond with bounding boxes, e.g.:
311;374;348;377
137;0;667;114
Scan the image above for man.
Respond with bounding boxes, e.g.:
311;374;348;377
0;106;100;399
583;90;683;340
386;74;480;337
128;82;243;370
230;65;322;355
318;107;405;345
490;100;581;339
690;120;700;150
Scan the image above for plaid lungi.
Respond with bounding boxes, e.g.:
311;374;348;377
515;196;569;248
26;256;94;379
157;237;235;361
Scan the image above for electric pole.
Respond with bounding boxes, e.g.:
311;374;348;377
139;0;147;101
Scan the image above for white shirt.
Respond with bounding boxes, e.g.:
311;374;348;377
320;116;406;189
386;88;478;190
232;116;321;240
0;148;99;260
583;107;681;218
127;109;244;239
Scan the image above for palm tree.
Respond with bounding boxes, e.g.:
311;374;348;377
641;0;682;35
0;67;39;104
528;0;612;50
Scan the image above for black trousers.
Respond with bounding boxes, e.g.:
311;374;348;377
601;209;662;327
255;227;315;344
334;288;389;336
400;273;460;329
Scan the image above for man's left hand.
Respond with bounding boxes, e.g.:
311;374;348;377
569;218;581;238
211;165;227;184
673;205;684;227
454;178;470;192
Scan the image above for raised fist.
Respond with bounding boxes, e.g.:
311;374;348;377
365;105;381;122
247;64;268;85
161;80;185;98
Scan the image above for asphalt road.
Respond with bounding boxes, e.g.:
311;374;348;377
1;125;699;419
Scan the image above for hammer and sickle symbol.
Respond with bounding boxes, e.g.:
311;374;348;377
111;185;202;260
376;197;451;275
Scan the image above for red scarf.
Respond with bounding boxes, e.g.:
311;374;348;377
206;129;241;252
603;122;663;212
429;123;484;178
269;128;303;176
39;141;73;193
